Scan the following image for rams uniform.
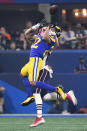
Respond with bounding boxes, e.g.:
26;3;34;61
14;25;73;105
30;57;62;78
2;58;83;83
21;35;56;82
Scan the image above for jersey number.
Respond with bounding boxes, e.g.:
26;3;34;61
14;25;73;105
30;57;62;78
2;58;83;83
31;37;41;49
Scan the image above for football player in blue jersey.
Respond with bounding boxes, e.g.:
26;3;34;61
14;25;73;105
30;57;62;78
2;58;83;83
20;23;65;104
20;23;67;125
20;24;77;126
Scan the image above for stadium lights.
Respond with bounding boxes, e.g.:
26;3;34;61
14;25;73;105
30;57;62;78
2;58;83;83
73;9;79;17
82;8;87;17
62;9;66;15
73;8;87;17
75;12;79;17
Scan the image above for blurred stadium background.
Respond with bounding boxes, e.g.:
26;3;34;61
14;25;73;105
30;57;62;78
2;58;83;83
0;0;87;130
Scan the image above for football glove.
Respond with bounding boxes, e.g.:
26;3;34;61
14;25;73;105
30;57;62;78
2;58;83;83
49;24;61;38
55;26;61;38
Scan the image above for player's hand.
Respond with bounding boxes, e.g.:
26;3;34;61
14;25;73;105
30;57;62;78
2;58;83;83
55;26;61;38
49;24;61;38
31;23;40;30
55;26;61;32
56;32;61;38
49;24;61;32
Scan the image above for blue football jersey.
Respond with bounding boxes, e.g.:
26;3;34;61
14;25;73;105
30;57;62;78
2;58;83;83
30;35;56;58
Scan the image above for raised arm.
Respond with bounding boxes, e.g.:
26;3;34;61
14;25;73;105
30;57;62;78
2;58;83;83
55;36;60;48
42;27;51;43
25;23;40;41
42;25;61;46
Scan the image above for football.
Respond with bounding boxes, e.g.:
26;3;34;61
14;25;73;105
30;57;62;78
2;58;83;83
49;5;59;15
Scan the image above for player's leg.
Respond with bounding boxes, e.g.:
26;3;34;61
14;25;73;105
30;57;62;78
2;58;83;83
30;81;66;101
29;58;46;127
66;90;77;105
30;69;48;127
26;57;65;100
33;70;44;120
43;92;58;101
34;68;51;121
21;77;35;106
43;91;77;105
21;57;43;106
20;62;34;106
30;93;45;127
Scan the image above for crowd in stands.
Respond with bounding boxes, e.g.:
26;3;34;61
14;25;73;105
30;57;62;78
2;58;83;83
60;23;87;49
0;21;87;51
0;21;32;51
74;56;87;73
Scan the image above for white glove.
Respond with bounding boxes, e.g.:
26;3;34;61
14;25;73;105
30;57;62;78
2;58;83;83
31;23;40;30
44;65;53;78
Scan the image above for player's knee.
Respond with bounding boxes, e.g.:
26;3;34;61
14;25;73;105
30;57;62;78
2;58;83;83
20;72;24;78
20;67;26;77
43;93;51;101
30;81;36;87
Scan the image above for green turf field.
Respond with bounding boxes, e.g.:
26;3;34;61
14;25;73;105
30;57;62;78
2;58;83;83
0;117;87;131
